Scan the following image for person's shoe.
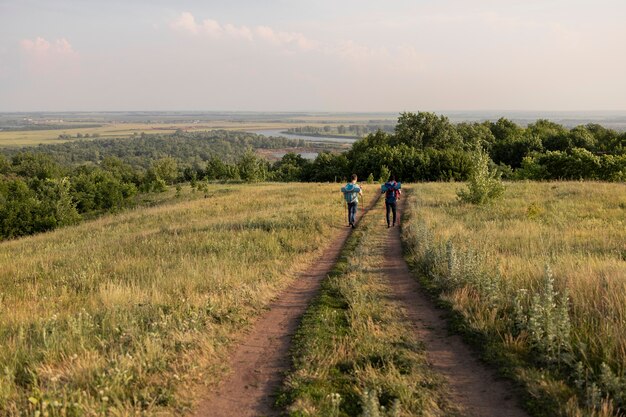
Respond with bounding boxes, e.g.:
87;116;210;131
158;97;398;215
387;224;390;228
351;224;356;229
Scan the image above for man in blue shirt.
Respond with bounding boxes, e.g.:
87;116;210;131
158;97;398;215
381;175;401;228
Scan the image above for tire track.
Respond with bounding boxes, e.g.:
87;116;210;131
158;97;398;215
193;195;379;417
381;197;530;417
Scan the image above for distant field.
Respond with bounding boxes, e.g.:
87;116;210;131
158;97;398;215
0;122;302;147
0;183;345;415
0;113;397;148
403;182;626;415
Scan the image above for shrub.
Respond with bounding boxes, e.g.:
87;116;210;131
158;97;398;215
457;150;505;204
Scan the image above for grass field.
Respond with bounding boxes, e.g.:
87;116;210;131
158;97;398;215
402;182;626;416
279;197;459;417
0;183;345;415
0;122;300;147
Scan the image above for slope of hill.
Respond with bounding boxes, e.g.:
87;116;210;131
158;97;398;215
0;183;344;415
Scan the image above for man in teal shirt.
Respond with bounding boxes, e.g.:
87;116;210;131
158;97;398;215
341;174;363;228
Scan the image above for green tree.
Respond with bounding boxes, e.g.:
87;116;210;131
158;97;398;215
379;165;391;183
152;157;178;184
53;177;81;226
238;148;268;182
272;153;308;182
394;112;462;150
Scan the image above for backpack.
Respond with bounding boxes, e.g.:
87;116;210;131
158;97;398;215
382;181;401;203
341;183;361;203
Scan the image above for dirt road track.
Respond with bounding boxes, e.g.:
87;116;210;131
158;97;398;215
382;198;530;417
195;193;530;417
193;196;378;417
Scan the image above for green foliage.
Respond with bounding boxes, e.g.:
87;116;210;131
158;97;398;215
304;151;349;182
518;149;626;181
0;176;80;238
273;153;308;182
366;173;374;184
378;166;390;183
457;150;505;205
515;267;572;366
394;111;462;150
456;122;496;152
238;148;268;182
152;157;178;184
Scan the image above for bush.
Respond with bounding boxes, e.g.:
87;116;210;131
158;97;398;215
457;150;505;204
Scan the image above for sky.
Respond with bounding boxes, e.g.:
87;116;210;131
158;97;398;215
1;0;625;112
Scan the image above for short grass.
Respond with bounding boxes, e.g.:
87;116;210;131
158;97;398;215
402;182;626;416
279;197;459;417
0;183;344;416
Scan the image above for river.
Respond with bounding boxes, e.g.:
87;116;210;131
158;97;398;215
251;129;358;144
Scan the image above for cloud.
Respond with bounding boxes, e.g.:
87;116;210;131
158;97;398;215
255;25;318;50
170;11;200;34
170;12;318;50
20;37;77;56
20;37;79;75
168;12;422;71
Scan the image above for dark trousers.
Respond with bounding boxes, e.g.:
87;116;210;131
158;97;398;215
347;202;358;225
385;201;397;226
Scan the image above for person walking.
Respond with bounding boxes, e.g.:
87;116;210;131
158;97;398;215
341;174;363;228
381;175;401;228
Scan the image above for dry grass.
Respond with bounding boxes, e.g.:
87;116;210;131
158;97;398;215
403;181;626;416
0;183;344;416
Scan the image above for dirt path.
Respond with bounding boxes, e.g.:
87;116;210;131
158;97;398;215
194;196;378;417
382;199;530;417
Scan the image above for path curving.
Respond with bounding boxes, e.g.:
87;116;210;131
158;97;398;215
193;196;379;417
382;197;530;417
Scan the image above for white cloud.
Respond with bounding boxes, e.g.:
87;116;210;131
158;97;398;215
170;12;319;51
168;11;422;70
254;25;318;50
19;37;79;75
170;11;200;34
20;37;77;56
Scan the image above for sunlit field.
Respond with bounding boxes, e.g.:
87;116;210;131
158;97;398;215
0;122;292;147
403;182;626;416
0;183;344;415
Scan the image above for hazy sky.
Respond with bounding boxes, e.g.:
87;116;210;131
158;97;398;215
1;0;625;112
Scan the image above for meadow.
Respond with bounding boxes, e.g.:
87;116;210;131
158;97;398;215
402;182;626;416
0;183;344;416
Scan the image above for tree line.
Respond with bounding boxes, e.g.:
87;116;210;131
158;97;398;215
293;112;625;183
0;131;306;240
1;114;625;240
286;123;395;138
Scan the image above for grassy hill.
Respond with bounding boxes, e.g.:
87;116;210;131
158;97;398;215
0;183;344;415
403;182;626;416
